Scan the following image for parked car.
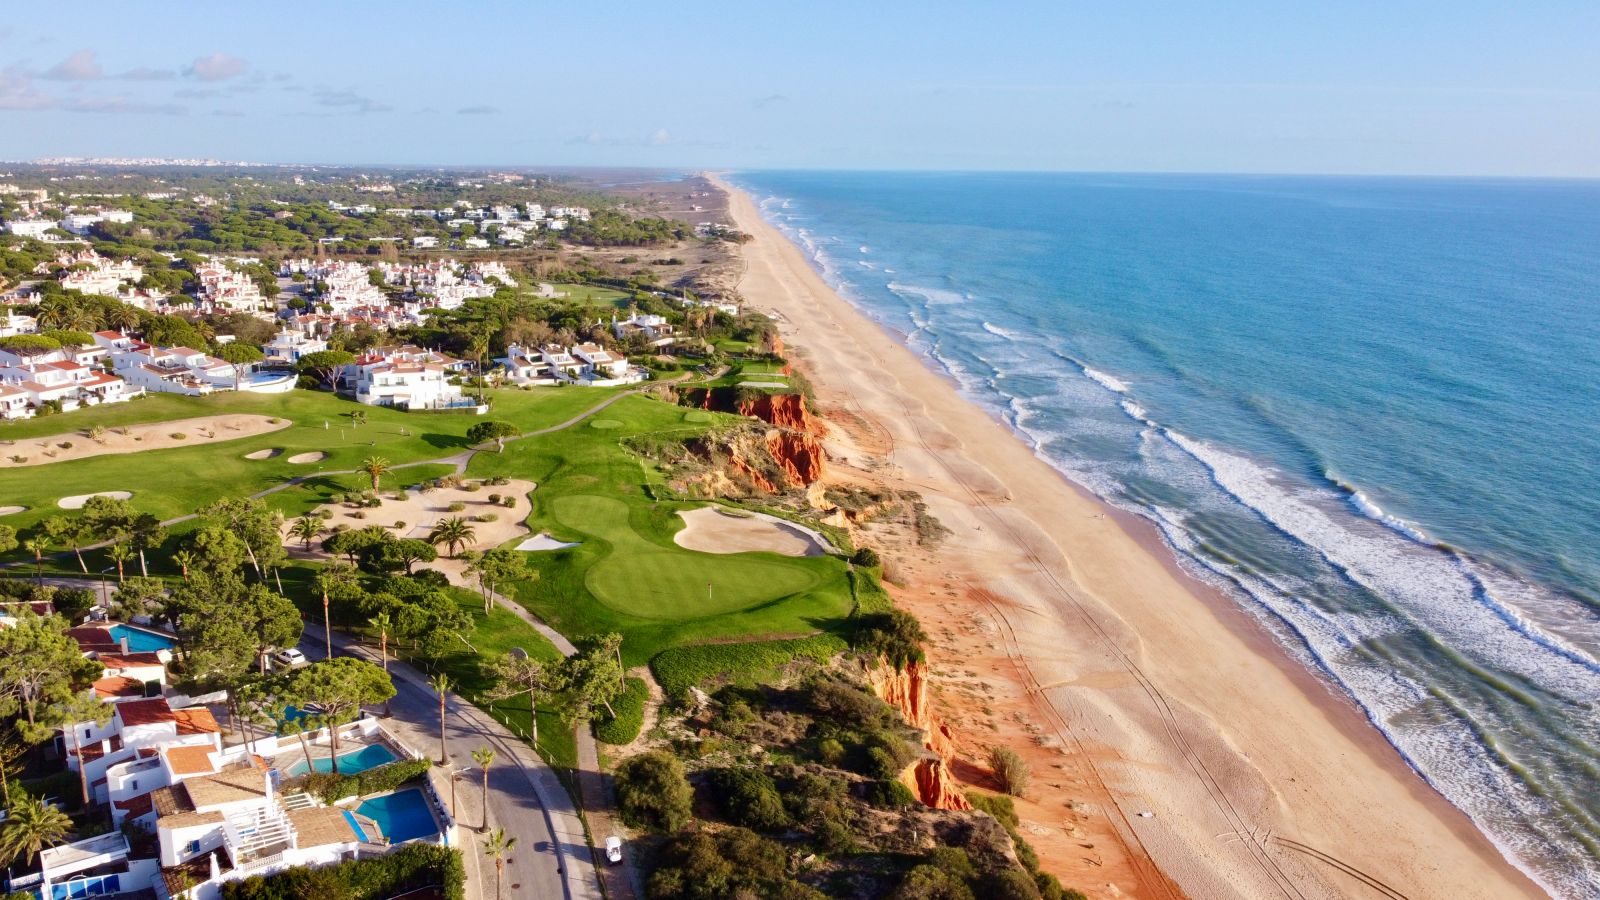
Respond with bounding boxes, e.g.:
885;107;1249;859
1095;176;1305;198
272;648;308;669
604;836;623;865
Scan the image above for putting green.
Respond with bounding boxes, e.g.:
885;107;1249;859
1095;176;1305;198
683;410;713;423
588;419;623;429
553;494;821;619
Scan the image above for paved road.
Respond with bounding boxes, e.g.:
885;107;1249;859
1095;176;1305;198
302;622;600;900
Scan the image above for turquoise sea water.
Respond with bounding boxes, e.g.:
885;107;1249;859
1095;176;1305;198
729;171;1600;897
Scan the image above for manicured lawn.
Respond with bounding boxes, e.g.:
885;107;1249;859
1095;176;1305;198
467;393;856;667
550;283;630;306
554;494;821;620
0;387;624;564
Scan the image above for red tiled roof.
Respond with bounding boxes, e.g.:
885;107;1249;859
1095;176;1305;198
173;707;220;735
115;698;177;727
94;676;145;699
97;652;165;668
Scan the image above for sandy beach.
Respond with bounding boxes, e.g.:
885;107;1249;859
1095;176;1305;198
710;174;1546;900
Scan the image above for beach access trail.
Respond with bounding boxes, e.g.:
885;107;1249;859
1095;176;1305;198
711;174;1546;900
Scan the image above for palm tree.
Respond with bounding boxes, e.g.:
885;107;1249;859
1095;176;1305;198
471;746;496;833
288;516;323;550
369;612;392;716
172;549;195;581
430;672;451;764
427;517;476;558
483;827;515;900
359;456;391;492
0;794;73;867
106;543;132;583
22;538;47;583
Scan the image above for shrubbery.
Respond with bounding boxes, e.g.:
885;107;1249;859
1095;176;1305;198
299;757;431;804
650;634;844;698
646;828;823;900
614;750;693;833
222;843;463;900
710;766;790;831
594;676;647;745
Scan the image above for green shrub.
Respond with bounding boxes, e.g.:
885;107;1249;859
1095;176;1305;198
855;609;927;668
711;766;789;831
865;779;917;809
302;756;432;804
651;634;845;699
447;501;466;512
987;745;1031;797
222;843;463;900
614;750;692;833
850;546;881;568
594;677;648;745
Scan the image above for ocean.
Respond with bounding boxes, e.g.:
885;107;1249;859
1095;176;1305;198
726;170;1600;897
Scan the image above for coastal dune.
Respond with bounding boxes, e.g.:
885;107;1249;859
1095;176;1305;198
711;174;1546;900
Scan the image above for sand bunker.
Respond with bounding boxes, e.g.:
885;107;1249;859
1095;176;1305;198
59;491;132;510
287;451;329;464
0;414;291;468
516;534;581;552
0;506;25;516
244;447;284;460
673;506;829;557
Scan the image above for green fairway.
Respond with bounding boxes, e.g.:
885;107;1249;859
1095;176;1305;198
467;393;855;665
0;387;625;559
554;495;821;620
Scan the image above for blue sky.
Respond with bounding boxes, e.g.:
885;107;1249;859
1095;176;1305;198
1;1;1596;175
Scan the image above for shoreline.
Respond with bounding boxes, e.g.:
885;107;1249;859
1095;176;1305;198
709;173;1547;899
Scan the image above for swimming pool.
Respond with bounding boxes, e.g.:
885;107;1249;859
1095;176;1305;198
356;788;438;843
286;743;399;777
342;809;369;842
107;624;178;653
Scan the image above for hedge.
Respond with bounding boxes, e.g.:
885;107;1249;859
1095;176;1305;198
594;677;648;745
221;843;464;900
651;634;846;699
300;757;432;804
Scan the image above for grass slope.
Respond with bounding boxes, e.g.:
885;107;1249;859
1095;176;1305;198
467;393;855;667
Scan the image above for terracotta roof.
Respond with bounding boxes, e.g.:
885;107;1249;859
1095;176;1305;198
97;652;165;668
93;676;145;699
150;784;191;817
165;745;216;776
116;698;177;727
174;707;220;735
113;791;155;820
182;764;267;808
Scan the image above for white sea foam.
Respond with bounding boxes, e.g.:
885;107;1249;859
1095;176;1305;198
980;321;1027;341
887;280;966;305
1164;429;1600;691
859;245;869;253
1081;365;1130;394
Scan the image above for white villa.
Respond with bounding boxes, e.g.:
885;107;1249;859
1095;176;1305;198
612;312;677;347
496;342;645;386
336;345;477;411
0;356;131;419
263;329;328;364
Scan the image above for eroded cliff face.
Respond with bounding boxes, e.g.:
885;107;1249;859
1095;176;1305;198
678;389;827;490
868;658;970;810
906;756;971;813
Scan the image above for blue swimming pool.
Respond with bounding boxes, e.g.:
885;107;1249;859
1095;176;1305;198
342;809;369;842
286;743;399;777
356;788;438;843
107;624;177;653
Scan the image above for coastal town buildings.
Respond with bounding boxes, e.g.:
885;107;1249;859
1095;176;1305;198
335;344;476;411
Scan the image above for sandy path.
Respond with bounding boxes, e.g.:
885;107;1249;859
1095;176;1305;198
0;415;290;467
672;507;828;557
713;175;1544;900
285;479;537;587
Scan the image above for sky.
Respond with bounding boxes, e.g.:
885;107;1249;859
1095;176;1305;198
1;1;1597;176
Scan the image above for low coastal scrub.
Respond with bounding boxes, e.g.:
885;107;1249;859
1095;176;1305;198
299;757;432;804
651;634;845;699
594;676;648;744
221;843;464;900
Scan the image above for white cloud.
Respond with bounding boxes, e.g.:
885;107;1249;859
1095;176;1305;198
185;52;248;82
42;49;102;81
313;88;391;114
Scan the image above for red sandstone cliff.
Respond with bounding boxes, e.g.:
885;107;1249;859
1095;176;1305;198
868;658;970;810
